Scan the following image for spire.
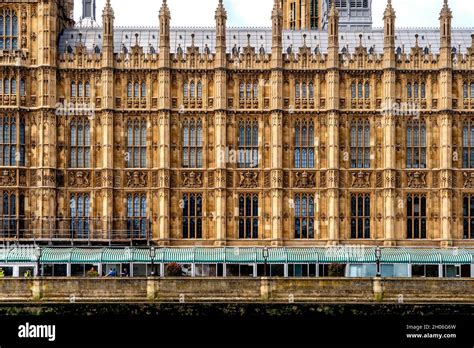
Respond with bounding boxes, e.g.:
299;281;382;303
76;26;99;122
383;0;396;50
271;0;283;67
102;0;114;67
383;0;395;18
439;0;452;49
102;0;114;18
159;0;171;67
328;1;339;47
215;0;227;41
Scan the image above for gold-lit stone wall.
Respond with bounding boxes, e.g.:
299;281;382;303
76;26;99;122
0;0;473;248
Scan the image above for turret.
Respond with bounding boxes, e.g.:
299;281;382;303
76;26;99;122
271;0;283;68
215;0;227;68
102;0;114;68
327;2;339;69
159;0;171;67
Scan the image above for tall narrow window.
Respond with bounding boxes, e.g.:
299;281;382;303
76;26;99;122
127;82;132;98
126;193;147;239
0;191;21;238
0;9;18;50
294;194;315;239
0;115;24;166
364;82;370;99
238;194;259;239
238;120;259;168
197;81;202;99
134;83;139;98
462;120;474;168
309;83;314;99
295;121;314;168
407;83;412;98
350;194;371;239
183;82;188;98
406;120;427;169
85;81;90;97
126;118;147;168
70;193;90;239
20;79;25;97
407;194;427;239
141;82;146;98
471;83;474;98
190;81;195;98
463;83;468;98
70;119;90;168
295;82;300;99
463;195;474;239
239;82;245;99
350;120;371;168
182;194;203;239
78;82;83;97
182;120;203;168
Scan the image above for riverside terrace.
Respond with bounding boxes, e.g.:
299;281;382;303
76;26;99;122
0;246;473;278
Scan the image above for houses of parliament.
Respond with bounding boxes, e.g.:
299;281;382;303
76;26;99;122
0;0;473;249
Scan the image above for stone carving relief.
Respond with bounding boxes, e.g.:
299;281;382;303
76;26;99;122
126;171;148;188
351;172;371;188
182;171;203;188
294;171;315;188
407;172;427;188
68;171;90;188
239;171;258;188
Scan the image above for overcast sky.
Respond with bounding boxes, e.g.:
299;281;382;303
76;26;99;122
73;0;474;28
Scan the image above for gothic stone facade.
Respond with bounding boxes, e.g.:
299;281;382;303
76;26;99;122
0;0;473;247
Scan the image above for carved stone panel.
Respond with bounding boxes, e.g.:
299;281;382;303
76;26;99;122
407;171;427;188
181;171;203;188
125;171;148;188
239;171;258;188
351;171;371;188
0;169;16;186
68;171;91;188
294;171;315;188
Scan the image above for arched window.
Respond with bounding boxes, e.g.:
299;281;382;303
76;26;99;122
126;118;147;168
350;119;371;168
141;82;146;98
0;9;18;50
414;83;419;99
238;194;259;239
351;82;356;99
294;194;315;239
350;193;371;239
294;121;314;168
70;193;90;239
421;83;426;99
127;82;132;98
85;82;90;97
10;79;16;95
183;82;188;98
309;83;314;99
239;82;245;99
1;191;22;237
197;81;202;99
407;83;412;98
364;82;370;99
70;118;90;168
407;194;427;239
471;83;474;98
462;120;474;168
182;193;203;239
78;82;83;97
182;119;203;168
238;120;259;168
406;120;427;169
134;83;139;98
71;82;76;97
295;82;300;99
463;194;474;239
358;82;363;99
302;83;307;98
126;193;147;239
4;79;9;95
253;83;258;99
190;81;195;98
246;83;251;99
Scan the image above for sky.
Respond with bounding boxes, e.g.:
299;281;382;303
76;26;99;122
73;0;474;28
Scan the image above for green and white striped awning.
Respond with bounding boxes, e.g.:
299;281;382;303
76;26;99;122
69;248;103;264
0;247;473;265
41;248;73;263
